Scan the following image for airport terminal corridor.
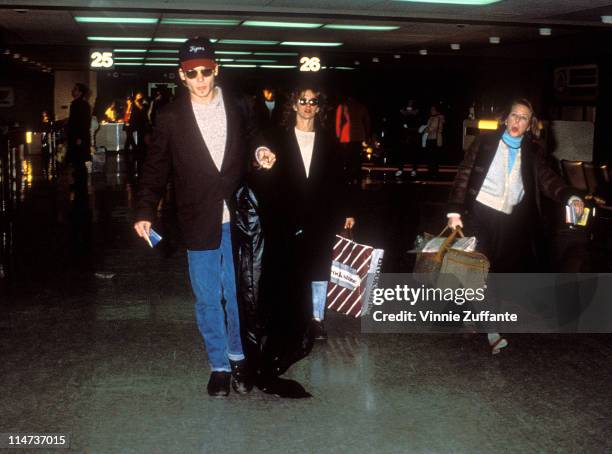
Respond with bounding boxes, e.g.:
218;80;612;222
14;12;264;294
1;155;611;453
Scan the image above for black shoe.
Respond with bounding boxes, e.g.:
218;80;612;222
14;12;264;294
207;371;230;397
230;359;253;394
312;320;327;341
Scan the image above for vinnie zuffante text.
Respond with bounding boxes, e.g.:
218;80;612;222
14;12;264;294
369;285;518;323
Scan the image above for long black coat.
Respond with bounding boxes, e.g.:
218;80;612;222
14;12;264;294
245;126;352;375
258;126;353;282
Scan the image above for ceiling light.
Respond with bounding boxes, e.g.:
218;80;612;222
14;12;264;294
114;49;147;53
323;24;399;31
372;57;379;63
88;36;152;42
235;59;277;63
539;27;552;36
219;39;279;45
153;38;187;43
354;61;360;65
392;0;502;4
489;36;500;44
115;63;144;66
281;41;343;47
601;16;612;24
419;49;428;55
334;67;355;70
148;49;179;53
242;21;322;29
450;43;461;50
144;63;178;66
145;57;178;61
260;65;297;69
114;57;145;60
161;18;240;26
254;52;299;56
221;64;257;68
217;59;235;62
76;17;158;24
394;54;401;59
215;51;252;55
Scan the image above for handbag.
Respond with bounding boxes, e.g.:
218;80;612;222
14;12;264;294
326;232;384;318
413;226;489;289
413;226;461;274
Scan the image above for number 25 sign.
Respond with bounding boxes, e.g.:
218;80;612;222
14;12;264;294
90;50;114;69
300;56;321;72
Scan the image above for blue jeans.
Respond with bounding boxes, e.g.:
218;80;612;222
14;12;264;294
187;223;244;372
312;281;328;321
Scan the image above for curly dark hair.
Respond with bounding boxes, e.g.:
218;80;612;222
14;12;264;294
281;85;328;128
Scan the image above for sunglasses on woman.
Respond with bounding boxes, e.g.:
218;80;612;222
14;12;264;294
184;68;215;79
298;98;319;106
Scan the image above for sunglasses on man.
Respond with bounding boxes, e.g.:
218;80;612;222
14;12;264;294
184;68;215;79
298;98;319;106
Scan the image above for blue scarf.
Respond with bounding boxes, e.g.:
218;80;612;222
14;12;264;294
501;131;522;173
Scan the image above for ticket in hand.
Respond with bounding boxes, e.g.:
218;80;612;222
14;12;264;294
145;228;163;248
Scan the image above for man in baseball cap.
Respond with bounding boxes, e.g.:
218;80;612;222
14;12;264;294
135;36;276;398
179;37;218;72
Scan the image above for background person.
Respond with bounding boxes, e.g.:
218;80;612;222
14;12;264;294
66;83;91;189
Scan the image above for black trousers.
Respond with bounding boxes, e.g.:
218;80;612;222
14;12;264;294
466;200;533;273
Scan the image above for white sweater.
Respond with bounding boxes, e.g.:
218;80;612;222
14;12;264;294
475;140;525;214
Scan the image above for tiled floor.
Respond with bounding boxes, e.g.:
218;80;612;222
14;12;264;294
1;153;611;453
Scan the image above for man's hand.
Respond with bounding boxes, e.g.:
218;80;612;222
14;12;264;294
447;214;463;230
344;217;356;229
256;147;276;170
134;221;152;241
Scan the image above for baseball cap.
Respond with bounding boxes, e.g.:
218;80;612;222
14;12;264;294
179;37;217;71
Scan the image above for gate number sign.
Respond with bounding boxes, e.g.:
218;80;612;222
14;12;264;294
90;50;114;69
300;56;321;72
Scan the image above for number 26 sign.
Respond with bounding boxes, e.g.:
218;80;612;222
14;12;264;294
90;50;114;69
300;56;321;72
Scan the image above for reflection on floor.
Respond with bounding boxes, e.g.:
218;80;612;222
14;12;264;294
1;154;611;453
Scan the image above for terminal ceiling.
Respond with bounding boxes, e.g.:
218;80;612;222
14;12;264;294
1;0;611;71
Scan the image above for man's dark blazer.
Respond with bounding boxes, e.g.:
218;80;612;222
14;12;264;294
135;91;248;251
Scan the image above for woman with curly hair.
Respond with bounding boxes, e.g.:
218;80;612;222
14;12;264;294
252;85;355;396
